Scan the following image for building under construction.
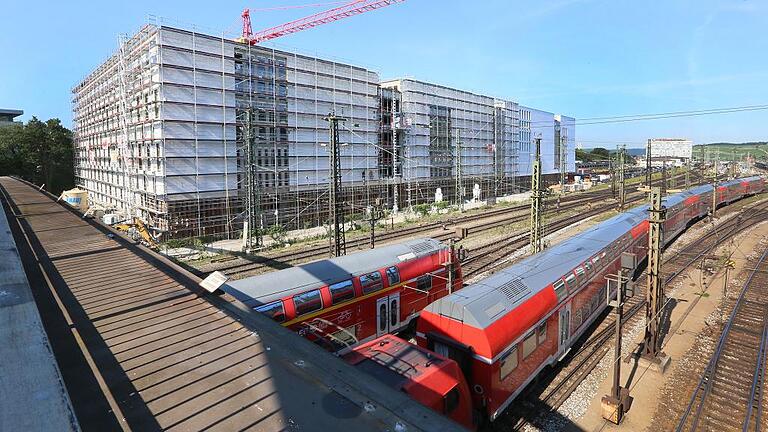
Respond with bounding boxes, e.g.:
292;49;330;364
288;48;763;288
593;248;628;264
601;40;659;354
72;23;575;240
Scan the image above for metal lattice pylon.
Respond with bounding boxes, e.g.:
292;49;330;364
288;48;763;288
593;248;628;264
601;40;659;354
642;187;666;358
530;137;543;254
325;112;347;257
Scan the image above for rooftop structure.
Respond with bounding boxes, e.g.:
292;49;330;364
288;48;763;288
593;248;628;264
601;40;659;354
0;108;23;126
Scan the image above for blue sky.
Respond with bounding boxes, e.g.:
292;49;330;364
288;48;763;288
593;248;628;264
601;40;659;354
1;0;766;148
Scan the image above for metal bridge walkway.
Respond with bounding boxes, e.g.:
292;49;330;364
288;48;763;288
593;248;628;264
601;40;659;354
0;177;458;432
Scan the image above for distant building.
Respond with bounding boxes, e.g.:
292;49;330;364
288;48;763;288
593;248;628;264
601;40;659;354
649;138;692;161
0;109;23;127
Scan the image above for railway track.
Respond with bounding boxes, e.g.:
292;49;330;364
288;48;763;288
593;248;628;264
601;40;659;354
462;185;682;278
487;196;768;431
204;189;615;279
199;171;702;280
676;238;768;431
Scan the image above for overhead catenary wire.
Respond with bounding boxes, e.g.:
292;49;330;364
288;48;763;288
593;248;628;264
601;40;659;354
524;104;768;127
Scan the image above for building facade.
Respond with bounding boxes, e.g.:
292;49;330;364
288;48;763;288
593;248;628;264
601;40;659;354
73;24;575;239
649;138;693;160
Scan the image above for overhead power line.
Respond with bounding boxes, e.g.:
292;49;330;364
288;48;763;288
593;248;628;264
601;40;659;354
527;104;768;127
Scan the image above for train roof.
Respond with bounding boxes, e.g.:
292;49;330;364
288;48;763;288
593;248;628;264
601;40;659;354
423;177;763;356
224;237;446;306
425;207;647;329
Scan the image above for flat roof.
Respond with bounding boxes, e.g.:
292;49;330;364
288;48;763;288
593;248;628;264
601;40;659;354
0;109;23;118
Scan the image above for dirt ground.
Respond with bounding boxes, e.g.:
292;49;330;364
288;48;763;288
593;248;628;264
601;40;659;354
567;219;768;432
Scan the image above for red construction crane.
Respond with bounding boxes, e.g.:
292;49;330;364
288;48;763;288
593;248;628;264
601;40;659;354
240;0;404;45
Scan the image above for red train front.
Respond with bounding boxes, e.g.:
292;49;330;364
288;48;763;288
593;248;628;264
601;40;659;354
221;237;463;352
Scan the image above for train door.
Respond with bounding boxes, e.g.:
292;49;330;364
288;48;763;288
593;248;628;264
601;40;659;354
376;293;401;337
557;303;571;359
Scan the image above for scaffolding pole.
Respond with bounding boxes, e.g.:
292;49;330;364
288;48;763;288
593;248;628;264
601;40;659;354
530;137;543;254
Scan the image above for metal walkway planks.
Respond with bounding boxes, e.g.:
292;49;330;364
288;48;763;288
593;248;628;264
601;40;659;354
0;177;460;432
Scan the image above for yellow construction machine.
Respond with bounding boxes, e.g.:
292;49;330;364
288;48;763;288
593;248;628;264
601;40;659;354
113;217;159;248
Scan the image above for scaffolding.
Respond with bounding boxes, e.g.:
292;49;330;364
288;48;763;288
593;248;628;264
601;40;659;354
72;23;575;242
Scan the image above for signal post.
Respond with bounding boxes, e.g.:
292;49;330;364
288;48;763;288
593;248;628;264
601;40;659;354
601;253;636;424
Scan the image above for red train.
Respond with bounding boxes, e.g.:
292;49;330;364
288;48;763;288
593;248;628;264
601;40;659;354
222;237;463;352
346;177;764;429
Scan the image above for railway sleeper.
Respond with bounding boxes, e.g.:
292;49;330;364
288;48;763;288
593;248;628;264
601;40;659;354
711;378;753;399
716;359;762;380
702;411;747;432
709;385;748;407
724;337;762;353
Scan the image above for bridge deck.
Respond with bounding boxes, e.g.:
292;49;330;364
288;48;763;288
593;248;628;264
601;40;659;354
0;177;459;432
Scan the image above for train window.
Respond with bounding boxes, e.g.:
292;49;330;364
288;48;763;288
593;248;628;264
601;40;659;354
329;280;355;304
554;280;567;301
575;267;585;281
444;387;460;415
360;272;383;295
537;322;547;345
523;331;537;358
584;261;593;273
592;255;600;267
386;266;400;286
564;274;577;290
500;345;518;380
417;275;432;292
254;301;286;323
293;290;323;316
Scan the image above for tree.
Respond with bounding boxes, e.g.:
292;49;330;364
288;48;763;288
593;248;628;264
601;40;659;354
0;117;74;194
591;147;610;160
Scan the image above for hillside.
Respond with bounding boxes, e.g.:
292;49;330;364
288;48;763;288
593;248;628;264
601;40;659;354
694;141;768;161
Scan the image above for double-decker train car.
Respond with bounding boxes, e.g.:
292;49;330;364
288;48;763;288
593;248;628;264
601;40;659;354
410;176;764;425
221;237;463;352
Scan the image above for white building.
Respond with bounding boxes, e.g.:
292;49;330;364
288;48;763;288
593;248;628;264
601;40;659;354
381;79;575;205
73;24;576;239
649;138;693;160
73;25;381;238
